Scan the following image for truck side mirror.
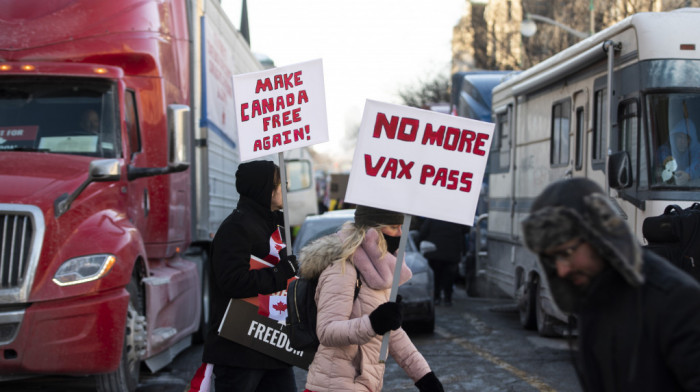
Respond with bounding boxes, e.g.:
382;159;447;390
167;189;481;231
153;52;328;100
608;151;633;189
56;159;121;217
89;159;121;182
168;104;191;168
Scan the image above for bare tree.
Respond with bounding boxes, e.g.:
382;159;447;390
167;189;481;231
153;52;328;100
397;74;451;109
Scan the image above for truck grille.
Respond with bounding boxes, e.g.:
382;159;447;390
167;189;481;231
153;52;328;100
1;213;34;288
0;205;43;303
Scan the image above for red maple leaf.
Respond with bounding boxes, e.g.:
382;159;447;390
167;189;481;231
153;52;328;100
272;301;287;314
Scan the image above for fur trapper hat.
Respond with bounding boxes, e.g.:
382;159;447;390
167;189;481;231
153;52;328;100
521;178;644;313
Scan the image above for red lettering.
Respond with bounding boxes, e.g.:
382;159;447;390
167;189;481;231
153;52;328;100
373;113;398;139
433;168;448;187
460;172;473;192
251;100;262;118
444;127;460;151
474;133;489;156
421;124;445;146
420;165;435;185
292;108;301;123
447;170;459;190
458;130;477;153
263;136;270;150
272;133;282;147
262;98;274;114
263;117;271;131
274;74;284;90
285;93;295;107
241;103;250;121
381;158;398;179
293;127;305;141
294;71;303;86
297;90;309;104
283;130;292;144
397;117;419;142
275;96;286;111
283;73;295;89
253;139;263;151
398;160;414;179
255;78;273;93
364;154;386;177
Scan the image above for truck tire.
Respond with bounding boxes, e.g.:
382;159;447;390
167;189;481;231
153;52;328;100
535;280;558;337
193;250;211;344
96;279;147;392
518;279;537;330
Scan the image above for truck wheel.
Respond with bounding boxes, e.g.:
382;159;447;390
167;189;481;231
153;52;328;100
193;250;211;344
518;280;536;330
535;280;558;337
97;279;147;392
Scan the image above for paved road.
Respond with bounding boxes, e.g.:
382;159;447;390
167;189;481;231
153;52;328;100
2;287;581;392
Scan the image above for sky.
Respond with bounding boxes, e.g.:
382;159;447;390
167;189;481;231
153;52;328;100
222;0;466;158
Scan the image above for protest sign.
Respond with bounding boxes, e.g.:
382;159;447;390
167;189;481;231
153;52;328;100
232;59;329;162
344;100;495;226
218;255;314;369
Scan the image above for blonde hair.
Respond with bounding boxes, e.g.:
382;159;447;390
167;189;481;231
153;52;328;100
336;221;390;274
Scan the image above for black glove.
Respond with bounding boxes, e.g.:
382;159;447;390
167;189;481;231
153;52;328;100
276;248;298;279
415;372;444;392
369;301;402;335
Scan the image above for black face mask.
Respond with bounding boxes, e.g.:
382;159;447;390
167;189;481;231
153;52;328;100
384;234;401;254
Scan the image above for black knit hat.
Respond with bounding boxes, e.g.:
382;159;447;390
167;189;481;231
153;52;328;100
354;205;404;228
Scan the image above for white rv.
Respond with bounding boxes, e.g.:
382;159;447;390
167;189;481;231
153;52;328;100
484;8;700;336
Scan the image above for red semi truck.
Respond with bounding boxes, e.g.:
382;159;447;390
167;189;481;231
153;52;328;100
0;0;270;390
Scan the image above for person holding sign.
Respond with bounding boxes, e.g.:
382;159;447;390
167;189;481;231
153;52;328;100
297;206;444;392
202;160;299;392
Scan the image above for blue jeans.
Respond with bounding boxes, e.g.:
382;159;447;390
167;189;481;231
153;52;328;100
213;365;297;392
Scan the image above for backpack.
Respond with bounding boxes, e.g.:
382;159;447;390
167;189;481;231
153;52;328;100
285;267;361;351
642;203;700;282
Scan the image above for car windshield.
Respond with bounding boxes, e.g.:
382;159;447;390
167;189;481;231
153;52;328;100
647;92;700;188
0;77;120;158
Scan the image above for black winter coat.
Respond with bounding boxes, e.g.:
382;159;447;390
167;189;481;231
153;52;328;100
575;251;700;391
202;162;292;369
417;218;469;264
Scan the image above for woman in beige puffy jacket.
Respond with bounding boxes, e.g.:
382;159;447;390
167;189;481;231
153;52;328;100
298;206;444;392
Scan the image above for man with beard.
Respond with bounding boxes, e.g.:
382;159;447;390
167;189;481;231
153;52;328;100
521;178;700;391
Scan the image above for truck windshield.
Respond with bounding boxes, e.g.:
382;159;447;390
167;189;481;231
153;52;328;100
647;92;700;188
0;77;120;158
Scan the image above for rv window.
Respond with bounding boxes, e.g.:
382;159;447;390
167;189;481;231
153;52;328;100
550;99;571;167
489;110;510;173
592;89;607;164
617;100;639;186
286;159;313;192
646;92;700;188
575;107;584;170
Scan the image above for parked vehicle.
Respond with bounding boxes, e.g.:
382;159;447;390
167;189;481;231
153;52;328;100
293;210;435;333
449;71;514;295
0;0;312;390
484;8;700;337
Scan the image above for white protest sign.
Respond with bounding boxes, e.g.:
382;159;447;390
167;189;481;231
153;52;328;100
345;100;495;226
232;59;329;162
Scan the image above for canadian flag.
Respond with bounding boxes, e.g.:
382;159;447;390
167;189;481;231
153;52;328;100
263;227;286;265
258;293;289;322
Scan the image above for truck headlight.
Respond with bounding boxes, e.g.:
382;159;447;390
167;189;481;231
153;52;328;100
53;254;116;286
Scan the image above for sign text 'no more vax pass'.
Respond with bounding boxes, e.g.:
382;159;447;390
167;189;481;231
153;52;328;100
345;100;495;226
232;59;329;162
